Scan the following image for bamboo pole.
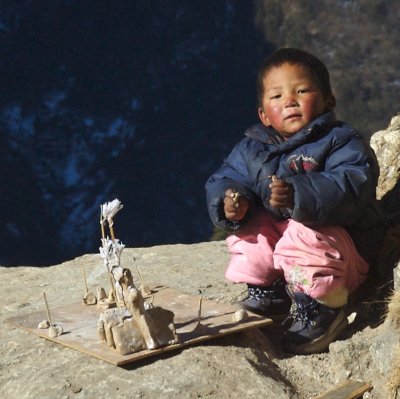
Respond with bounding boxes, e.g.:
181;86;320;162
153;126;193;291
43;292;53;326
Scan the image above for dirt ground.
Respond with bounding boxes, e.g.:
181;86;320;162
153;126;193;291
1;241;398;399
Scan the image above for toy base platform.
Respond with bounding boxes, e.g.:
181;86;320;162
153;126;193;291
6;285;272;366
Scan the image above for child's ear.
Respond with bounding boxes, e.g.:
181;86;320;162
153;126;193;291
326;95;336;111
258;107;271;127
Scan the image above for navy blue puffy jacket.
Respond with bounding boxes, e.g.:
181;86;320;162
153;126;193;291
205;112;384;250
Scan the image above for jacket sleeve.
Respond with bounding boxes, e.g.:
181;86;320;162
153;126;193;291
205;138;256;232
286;132;379;227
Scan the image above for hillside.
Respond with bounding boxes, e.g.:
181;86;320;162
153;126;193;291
1;1;399;266
255;0;400;137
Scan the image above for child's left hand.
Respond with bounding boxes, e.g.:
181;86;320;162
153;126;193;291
224;189;250;221
269;176;294;209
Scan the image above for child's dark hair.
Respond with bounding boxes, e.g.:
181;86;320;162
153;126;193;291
257;48;333;107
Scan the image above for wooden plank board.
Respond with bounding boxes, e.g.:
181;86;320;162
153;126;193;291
313;380;373;399
6;285;272;366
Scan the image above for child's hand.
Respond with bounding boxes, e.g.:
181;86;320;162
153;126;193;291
224;189;250;221
269;176;294;209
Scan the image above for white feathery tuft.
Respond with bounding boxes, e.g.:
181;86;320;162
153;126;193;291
112;239;125;266
100;199;123;227
99;237;114;264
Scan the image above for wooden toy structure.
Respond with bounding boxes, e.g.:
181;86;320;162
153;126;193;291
7;199;272;366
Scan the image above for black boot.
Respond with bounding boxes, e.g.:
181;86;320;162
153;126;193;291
282;289;348;355
239;279;291;318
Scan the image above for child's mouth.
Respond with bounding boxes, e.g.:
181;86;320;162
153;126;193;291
285;113;302;120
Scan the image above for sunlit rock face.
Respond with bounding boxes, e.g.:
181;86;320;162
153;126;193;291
370;115;400;200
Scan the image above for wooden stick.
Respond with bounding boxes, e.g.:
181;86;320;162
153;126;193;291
105;261;117;302
135;263;145;287
100;212;105;239
81;264;89;295
191;295;206;333
197;295;203;323
43;292;53;327
109;224;116;241
197;296;203;325
312;380;372;399
134;260;151;295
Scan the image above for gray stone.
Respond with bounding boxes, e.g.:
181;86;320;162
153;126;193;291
370;115;400;200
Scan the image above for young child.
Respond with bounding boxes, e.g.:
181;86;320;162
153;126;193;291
205;48;383;355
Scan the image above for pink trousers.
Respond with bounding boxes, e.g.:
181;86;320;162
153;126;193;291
225;210;369;301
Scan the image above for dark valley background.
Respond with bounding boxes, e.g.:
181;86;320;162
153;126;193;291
1;0;399;266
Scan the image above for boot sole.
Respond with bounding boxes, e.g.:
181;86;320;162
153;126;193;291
283;309;348;355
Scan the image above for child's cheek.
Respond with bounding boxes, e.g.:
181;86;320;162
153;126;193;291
265;105;282;128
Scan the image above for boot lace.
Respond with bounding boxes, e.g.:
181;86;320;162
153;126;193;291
284;300;319;329
248;279;286;300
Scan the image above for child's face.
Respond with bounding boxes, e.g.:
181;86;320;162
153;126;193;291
258;62;330;139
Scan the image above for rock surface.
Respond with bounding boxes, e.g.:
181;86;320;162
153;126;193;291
0;241;399;399
0;242;294;399
370;115;400;200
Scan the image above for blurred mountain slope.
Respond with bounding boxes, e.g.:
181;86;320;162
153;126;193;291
1;1;398;266
0;1;269;265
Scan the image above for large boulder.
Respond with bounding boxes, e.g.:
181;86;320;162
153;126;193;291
371;115;400;289
370;115;400;201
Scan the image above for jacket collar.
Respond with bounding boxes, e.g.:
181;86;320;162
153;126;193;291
244;112;338;145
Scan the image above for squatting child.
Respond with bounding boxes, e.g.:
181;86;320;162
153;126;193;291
205;48;383;355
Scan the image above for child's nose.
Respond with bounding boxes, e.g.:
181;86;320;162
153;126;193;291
284;94;298;107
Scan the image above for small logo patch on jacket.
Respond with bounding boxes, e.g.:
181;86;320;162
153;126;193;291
287;154;319;173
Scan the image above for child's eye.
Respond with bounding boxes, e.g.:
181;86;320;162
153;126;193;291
270;94;281;99
298;88;310;94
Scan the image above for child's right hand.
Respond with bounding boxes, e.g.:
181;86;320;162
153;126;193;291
224;189;250;221
269;175;294;209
